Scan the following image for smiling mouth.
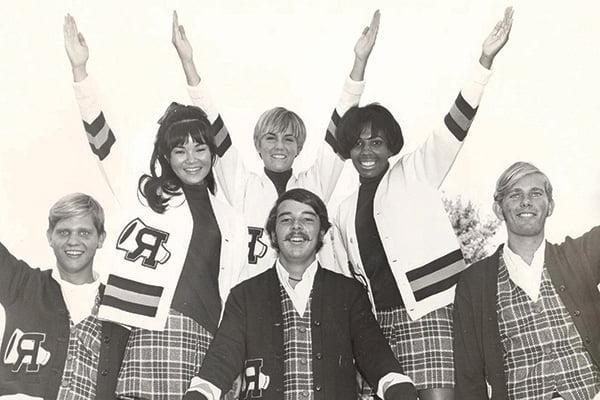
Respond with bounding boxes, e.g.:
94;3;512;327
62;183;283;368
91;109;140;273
65;250;84;258
183;167;202;173
286;234;310;244
359;160;376;169
271;154;287;160
517;211;537;217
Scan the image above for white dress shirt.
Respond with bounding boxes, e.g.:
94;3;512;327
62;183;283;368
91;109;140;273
51;269;100;325
502;240;546;302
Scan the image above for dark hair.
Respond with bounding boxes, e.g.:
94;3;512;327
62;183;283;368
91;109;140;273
139;103;217;213
336;103;404;159
265;188;331;252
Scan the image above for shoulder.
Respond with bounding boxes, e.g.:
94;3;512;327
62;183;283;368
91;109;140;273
457;247;501;290
318;267;365;294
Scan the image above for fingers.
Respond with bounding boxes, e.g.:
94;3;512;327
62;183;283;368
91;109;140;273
78;32;86;47
370;9;381;35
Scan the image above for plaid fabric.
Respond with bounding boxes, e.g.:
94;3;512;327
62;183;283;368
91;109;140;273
56;315;102;400
358;305;454;397
281;285;314;400
116;308;213;399
497;257;600;400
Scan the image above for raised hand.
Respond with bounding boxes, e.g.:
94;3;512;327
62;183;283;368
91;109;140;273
354;10;380;63
172;10;194;64
171;10;200;86
480;7;514;69
350;10;380;81
63;13;89;81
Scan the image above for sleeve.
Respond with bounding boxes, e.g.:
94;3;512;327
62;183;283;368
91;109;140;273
349;283;412;393
452;276;489;399
296;77;365;202
0;241;32;306
330;211;352;277
189;286;247;394
187;81;247;208
575;225;600;274
391;63;493;189
72;77;126;200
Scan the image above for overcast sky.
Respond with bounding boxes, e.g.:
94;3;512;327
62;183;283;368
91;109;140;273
1;0;599;271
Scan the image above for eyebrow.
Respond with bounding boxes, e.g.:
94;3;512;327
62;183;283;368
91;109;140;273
276;211;317;218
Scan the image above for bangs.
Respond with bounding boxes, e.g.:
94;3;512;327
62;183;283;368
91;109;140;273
162;119;212;153
263;113;302;138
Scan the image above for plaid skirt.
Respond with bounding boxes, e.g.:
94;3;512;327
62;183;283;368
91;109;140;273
115;309;213;399
358;304;454;397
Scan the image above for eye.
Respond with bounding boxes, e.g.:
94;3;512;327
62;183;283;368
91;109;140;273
59;230;69;237
353;139;363;149
279;217;292;224
302;217;316;224
284;136;296;143
509;192;521;200
530;190;543;197
172;148;185;155
80;231;90;237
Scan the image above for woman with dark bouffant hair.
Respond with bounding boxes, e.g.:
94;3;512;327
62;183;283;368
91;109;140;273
65;14;245;399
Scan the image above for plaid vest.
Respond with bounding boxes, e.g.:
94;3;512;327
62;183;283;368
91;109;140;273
280;285;314;400
56;305;102;400
497;257;600;400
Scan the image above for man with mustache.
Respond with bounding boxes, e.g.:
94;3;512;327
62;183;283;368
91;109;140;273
184;188;417;400
453;162;600;399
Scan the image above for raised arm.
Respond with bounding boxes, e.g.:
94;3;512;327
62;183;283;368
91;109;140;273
173;11;248;207
64;15;129;198
0;241;33;306
299;11;380;202
394;7;513;188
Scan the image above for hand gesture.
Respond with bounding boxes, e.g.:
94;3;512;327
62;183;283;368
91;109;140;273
480;7;513;68
172;11;194;64
354;10;380;63
63;14;89;70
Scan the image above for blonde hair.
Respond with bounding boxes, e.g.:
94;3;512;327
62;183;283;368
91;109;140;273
48;193;105;235
494;161;553;203
253;107;306;152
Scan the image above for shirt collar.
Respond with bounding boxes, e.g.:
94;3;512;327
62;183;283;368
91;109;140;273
502;240;546;302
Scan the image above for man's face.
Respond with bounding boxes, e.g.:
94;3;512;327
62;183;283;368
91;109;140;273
493;173;554;241
349;127;392;179
47;213;105;284
273;199;323;267
257;128;299;173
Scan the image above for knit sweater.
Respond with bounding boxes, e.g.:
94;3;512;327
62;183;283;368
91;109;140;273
453;226;600;399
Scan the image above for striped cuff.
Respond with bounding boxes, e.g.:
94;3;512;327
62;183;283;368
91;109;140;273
444;93;478;141
324;109;344;158
83;112;115;161
101;275;164;318
406;249;466;301
211;115;232;157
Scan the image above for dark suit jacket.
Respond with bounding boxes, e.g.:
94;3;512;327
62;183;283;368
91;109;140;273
199;264;405;400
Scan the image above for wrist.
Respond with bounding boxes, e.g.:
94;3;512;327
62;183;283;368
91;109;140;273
350;57;367;81
479;53;494;70
181;59;201;86
72;65;88;82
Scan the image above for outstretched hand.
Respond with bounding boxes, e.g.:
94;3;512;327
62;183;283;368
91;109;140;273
480;7;514;69
354;10;380;63
63;14;89;80
172;10;194;63
350;10;380;81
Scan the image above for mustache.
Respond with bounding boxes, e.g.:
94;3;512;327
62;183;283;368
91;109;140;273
284;232;310;241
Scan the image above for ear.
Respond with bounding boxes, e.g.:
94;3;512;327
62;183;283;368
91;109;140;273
547;199;555;217
46;229;53;245
493;201;505;221
97;232;106;249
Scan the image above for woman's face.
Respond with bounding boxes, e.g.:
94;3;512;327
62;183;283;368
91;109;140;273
168;135;212;185
349;127;392;179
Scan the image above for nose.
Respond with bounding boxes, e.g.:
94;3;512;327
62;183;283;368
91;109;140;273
520;195;532;207
291;218;303;230
185;150;197;163
66;234;80;246
274;137;285;150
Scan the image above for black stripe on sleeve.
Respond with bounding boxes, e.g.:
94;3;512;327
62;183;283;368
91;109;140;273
406;249;464;281
102;295;158;317
106;275;164;297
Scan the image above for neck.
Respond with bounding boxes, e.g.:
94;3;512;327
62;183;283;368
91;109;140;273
279;255;315;280
506;233;545;265
57;266;95;285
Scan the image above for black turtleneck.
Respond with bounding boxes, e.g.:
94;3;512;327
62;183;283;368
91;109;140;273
172;183;222;335
355;166;403;311
264;168;293;197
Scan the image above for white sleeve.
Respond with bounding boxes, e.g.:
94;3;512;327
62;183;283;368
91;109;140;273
186;376;222;400
377;372;414;399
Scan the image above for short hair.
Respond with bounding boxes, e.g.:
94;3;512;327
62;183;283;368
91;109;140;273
494;161;553;203
336;103;404;159
253;107;306;153
140;102;217;213
265;188;331;252
48;193;105;236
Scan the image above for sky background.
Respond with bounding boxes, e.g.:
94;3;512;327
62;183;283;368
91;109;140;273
1;0;599;272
